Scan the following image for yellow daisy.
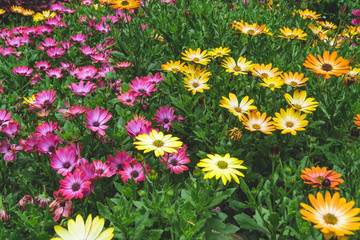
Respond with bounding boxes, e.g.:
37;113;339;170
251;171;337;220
316;20;337;30
41;10;56;19
51;214;114;240
232;21;273;36
208;47;231;58
10;5;24;14
273;108;308;135
278;27;307;40
298;9;321;20
197;153;247;185
318;32;343;49
33;13;45;22
308;24;326;35
21;9;35;16
161;60;185;74
109;0;141;10
222;57;253;75
181;48;211;65
281;72;308;87
23;95;36;105
181;64;208;76
342;67;360;86
284;90;318;113
300;192;360;238
183;70;211;95
0;9;5;15
259;77;284;91
219;93;257;120
134;129;183;157
251;63;282;79
241;111;275;134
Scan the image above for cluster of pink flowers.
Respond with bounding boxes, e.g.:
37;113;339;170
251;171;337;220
352;9;360;26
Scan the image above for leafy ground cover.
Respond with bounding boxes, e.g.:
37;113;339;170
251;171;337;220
0;0;360;239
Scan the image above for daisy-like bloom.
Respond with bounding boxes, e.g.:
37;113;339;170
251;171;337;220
298;9;321;20
2;121;20;138
134;129;183;157
181;48;211;65
222;57;253;75
51;214;114;240
0;138;23;161
181;64;208;76
46;69;63;79
0;9;5;15
109;0;141;10
84;107;112;136
273;108;308;135
21;9;35;16
343;67;360;85
161;60;185;73
143;72;164;85
226;127;243;141
129;78;157;97
278;27;307;40
241;111;275;134
41;10;56;19
32;89;57;110
114;61;132;69
259;77;285;91
39;38;59;50
117;92;137;106
49;191;73;222
23;95;36;106
10;6;24;13
79;45;96;56
35;61;51;71
308;24;326;35
354;114;360;129
125;117;152;137
50;146;77;176
284;90;318;113
59;169;91;200
183;70;211;95
38;134;61;155
47;47;65;59
35;121;58;137
251;63;282;79
300;192;360;238
152;106;176;131
0;110;12;129
68;81;97;97
76;66;98;81
69;34;87;44
219;93;257;120
232;21;273;36
106;150;135;174
57;102;86;121
92;160;116;179
281;72;308;87
160;145;190;174
119;161;150;183
316;21;337;30
208;47;231;58
318;33;343;49
197;153;247;185
300;167;344;190
12;66;33;77
303;51;350;79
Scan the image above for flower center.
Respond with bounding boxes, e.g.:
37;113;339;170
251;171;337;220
294;104;302;110
260;73;268;78
286;122;294;127
315;176;325;183
121;1;129;6
63;162;70;168
163;118;169;123
290;81;297;86
234;107;242;113
131;170;139;178
253;124;261;130
72;183;80;191
171;159;179;166
323;213;338;225
48;146;55;152
247;29;255;35
96;169;104;175
153;140;164;147
217;160;228;169
268;83;275;88
193;57;200;62
93;122;99;127
192;83;199;88
233;66;242;72
321;63;333;72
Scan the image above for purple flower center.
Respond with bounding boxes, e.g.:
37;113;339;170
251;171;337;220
48;146;55;152
93;122;99;127
63;162;70;168
131;170;139;178
96;169;104;175
72;183;80;191
171;160;179;166
163;118;169;123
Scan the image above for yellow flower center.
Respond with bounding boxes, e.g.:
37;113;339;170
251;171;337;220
234;107;242;113
121;1;129;5
217;160;228;169
153;140;164;147
288;33;297;39
193;57;200;62
247;29;255;35
253;124;261;130
260;73;269;78
192;83;199;88
268;83;275;88
286;122;294;127
321;63;333;72
290;81;297;86
315;176;325;183
294;104;302;110
233;66;242;72
323;213;338;225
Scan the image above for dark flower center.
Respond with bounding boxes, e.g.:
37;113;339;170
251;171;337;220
323;213;338;225
96;169;104;175
48;146;55;152
192;83;199;88
72;183;80;191
170;159;179;166
121;1;129;5
118;164;122;170
163;118;169;123
126;99;132;102
63;162;70;168
321;63;333;72
321;178;331;187
93;122;99;127
131;170;139;178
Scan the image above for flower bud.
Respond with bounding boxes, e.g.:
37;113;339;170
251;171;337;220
193;167;202;177
148;169;158;180
339;5;349;19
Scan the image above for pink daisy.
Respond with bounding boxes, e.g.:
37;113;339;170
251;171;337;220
49;191;73;222
58;169;91;200
32;89;57;110
152;106;176;131
0;109;12;129
143;72;164;85
93;160;116;178
35;61;51;71
117;91;137;106
60;41;73;50
0;138;23;161
84;107;112;136
129;78;157;97
106;150;135;173
20;136;39;153
69;142;88;167
38;38;58;50
69;33;86;43
75;66;98;81
46;47;65;58
114;61;132;69
12;66;33;77
119;161;150;183
90;52;108;63
57;101;86;121
79;45;96;56
46;68;63;78
38;134;61;155
2;121;20;138
30;74;42;86
35;121;58;137
50;145;77;176
125;118;152;137
5;36;25;48
68;80;97;96
161;145;190;174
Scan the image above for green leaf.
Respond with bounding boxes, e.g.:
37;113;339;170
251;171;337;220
97;201;111;217
233;213;270;235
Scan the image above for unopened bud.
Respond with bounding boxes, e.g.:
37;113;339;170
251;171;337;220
193;167;202;177
148;170;158;180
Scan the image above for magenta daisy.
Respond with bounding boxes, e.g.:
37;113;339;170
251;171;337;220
125;117;152;137
12;66;33;77
114;61;132;69
106;150;135;174
0;110;12;129
68;80;97;96
93;160;116;178
46;47;65;58
129;78;157;97
119;161;150;183
84;107;112;136
20;136;39;153
69;33;87;43
75;65;98;81
46;68;63;78
79;45;96;56
35;61;51;71
32;89;57;110
58;169;91;200
160;145;190;174
50;145;77;176
35;121;58;137
2;121;20;138
60;41;73;50
117;91;138;106
38;134;61;155
152;106;176;131
0;138;23;161
38;38;59;50
143;72;164;85
57;101;86;121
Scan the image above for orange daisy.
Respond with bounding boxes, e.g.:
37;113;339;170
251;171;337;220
300;192;360;238
354;114;360;129
251;63;282;79
303;51;350;79
241;111;275;134
300;167;344;190
109;0;141;10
